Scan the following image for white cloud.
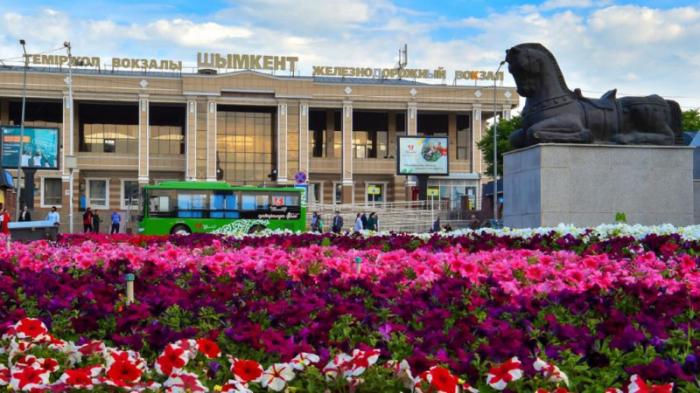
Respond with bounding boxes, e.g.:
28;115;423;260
540;0;610;11
0;1;699;109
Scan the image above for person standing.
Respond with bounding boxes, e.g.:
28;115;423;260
367;212;377;231
317;214;324;233
311;212;319;232
93;210;101;233
354;213;363;233
111;211;121;234
0;204;9;235
83;207;93;233
360;212;368;230
19;205;31;222
431;217;441;233
331;211;343;234
47;206;60;227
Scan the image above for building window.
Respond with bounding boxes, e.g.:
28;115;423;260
352;131;369;159
334;182;342;205
121;180;140;209
216;109;273;185
366;183;384;204
82;123;138;153
311;130;326;157
151;126;184;155
42;178;62;207
333;131;342;158
308;182;322;204
87;179;109;209
457;115;470;160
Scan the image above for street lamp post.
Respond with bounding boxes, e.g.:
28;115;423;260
15;39;28;221
64;41;74;233
493;60;506;223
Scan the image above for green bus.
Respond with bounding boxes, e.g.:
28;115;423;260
137;181;307;235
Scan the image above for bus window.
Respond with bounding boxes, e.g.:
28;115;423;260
256;194;270;210
177;192;208;218
211;191;239;219
271;193;300;208
147;190;175;217
241;194;256;211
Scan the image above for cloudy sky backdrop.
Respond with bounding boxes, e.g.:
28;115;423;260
1;0;699;109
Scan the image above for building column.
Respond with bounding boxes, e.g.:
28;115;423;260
405;102;418;199
206;99;217;182
471;104;482;174
387;112;397;158
61;93;72;180
138;94;149;184
276;101;288;184
298;102;309;180
325;110;335;158
341;101;353;203
502;105;512;121
448;113;457;164
0;100;8;124
185;99;197;180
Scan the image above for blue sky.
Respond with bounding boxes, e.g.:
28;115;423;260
1;0;700;109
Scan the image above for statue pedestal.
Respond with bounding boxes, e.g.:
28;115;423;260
503;144;694;228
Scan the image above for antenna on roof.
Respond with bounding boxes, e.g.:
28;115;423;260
398;44;408;69
396;44;408;80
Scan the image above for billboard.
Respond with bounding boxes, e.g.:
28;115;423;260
1;126;59;169
397;136;449;176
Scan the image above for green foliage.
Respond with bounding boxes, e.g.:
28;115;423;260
682;109;700;131
477;115;522;176
329;314;380;348
160;304;194;331
614;212;627;223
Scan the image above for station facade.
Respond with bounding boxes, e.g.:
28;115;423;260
0;59;518;231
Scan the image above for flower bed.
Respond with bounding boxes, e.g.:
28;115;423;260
0;227;698;391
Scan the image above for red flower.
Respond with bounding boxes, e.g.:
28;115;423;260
61;367;99;388
425;366;459;393
197;338;221;359
487;357;523;391
14;319;48;340
155;344;188;376
628;374;673;393
106;360;142;387
11;366;48;390
231;358;263;383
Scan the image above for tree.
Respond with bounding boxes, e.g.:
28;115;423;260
477;116;521;177
682;109;700;131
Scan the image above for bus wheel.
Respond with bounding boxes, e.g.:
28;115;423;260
171;225;191;236
248;225;265;234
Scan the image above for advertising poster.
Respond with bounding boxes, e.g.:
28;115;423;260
397;136;448;175
1;126;59;169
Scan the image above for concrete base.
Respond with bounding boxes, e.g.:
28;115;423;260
503;144;694;228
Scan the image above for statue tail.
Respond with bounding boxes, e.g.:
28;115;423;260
666;99;683;144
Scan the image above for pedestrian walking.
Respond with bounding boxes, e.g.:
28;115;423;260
311;212;320;232
331;211;343;234
111;211;121;234
93;210;101;233
354;213;363;233
431;217;441;233
0;204;9;235
83;207;94;233
367;212;377;231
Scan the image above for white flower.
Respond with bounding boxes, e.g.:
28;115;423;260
290;352;320;370
260;363;295;392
